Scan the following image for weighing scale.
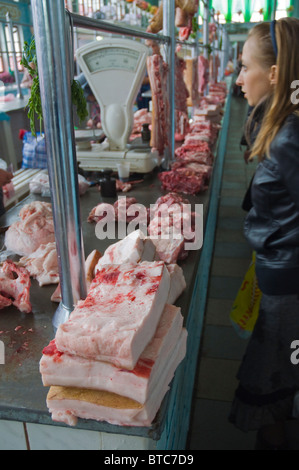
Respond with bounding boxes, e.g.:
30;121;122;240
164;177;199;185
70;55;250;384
75;38;160;173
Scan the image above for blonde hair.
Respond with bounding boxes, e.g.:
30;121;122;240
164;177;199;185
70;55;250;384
247;17;299;161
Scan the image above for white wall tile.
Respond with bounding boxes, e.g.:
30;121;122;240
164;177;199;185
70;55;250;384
101;432;157;450
0;420;27;450
26;423;101;450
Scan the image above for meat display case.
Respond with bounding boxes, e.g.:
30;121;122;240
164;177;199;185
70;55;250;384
0;0;233;450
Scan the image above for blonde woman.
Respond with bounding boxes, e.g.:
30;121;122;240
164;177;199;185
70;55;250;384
229;17;299;449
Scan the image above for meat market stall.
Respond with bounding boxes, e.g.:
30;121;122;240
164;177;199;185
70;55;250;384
0;0;233;450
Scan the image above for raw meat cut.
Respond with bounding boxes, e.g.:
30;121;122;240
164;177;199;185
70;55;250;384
166;264;186;304
87;202;116;224
175;110;189;142
188;118;220;145
184;58;199;107
198;55;209;94
151;192;190;210
19;242;59;286
209;53;220;83
40;304;185;404
88;198;140;224
0;260;31;313
46;328;187;427
94;229;156;270
171;160;212;181
149;235;185;264
130;108;152;139
114;197;140;223
5;201;55;256
158;168;207;195
147;54;169;155
55;261;170;369
147;0;198;33
148;193;199;262
175;56;189;114
175;139;211;157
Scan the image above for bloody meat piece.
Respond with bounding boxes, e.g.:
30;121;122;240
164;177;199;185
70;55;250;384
0;260;31;313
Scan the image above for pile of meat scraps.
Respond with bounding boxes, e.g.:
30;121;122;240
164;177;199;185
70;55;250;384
40;259;187;427
148;193;200;263
5;201;55;256
0;260;31;313
19;242;59;287
88;194;200;264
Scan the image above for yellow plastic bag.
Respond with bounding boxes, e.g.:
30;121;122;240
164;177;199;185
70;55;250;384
230;252;262;339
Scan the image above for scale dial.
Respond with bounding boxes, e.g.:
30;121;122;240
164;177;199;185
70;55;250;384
84;47;140;74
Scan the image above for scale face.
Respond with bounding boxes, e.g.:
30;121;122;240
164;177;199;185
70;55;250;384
76;38;150;151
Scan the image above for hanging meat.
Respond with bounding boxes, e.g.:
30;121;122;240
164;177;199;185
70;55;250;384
147;0;199;35
146;53;170;155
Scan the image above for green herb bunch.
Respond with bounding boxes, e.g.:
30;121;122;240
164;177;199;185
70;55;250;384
21;37;88;136
20;38;42;136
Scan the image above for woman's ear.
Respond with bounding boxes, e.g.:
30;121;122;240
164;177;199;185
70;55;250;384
269;65;278;85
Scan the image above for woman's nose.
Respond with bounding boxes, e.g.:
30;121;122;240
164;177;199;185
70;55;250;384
236;71;243;86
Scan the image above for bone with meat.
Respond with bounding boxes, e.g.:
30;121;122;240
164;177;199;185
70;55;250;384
55;261;170;370
0;260;31;313
5;201;55;256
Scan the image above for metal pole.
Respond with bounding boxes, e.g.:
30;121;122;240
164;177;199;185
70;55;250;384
203;2;209;60
202;1;210;96
163;0;175;168
31;0;87;329
70;11;170;44
271;0;277;20
6;13;23;100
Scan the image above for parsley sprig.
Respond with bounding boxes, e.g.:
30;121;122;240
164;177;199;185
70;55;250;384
21;37;88;136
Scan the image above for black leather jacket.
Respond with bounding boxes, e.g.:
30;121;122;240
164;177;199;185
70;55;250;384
244;113;299;295
0;188;4;217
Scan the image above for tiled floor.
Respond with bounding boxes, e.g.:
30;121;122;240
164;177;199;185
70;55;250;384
186;95;258;450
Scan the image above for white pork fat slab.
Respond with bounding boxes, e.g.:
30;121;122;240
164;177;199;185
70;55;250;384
46;328;187;427
94;229;156;270
55;261;170;370
40;304;183;404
